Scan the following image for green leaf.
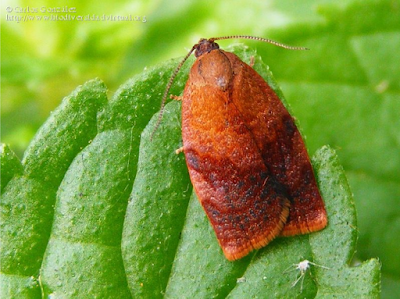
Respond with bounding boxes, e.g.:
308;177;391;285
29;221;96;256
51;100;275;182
0;79;107;297
121;100;192;298
3;1;399;297
2;10;389;298
39;58;191;297
0;275;40;299
0;144;23;192
2;44;381;297
311;147;381;297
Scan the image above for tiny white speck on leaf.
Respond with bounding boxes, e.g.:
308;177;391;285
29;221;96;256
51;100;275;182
284;259;329;291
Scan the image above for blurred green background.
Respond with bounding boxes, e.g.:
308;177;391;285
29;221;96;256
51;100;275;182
1;0;399;297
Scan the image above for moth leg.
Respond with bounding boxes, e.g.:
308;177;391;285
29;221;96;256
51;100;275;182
170;94;183;101
175;146;184;154
249;56;255;68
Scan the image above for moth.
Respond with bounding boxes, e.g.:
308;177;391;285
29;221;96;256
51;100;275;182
157;36;327;261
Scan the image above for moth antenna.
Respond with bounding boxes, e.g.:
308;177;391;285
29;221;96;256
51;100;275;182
210;35;309;51
150;45;197;140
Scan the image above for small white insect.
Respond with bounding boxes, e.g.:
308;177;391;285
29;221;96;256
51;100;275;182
285;259;329;291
